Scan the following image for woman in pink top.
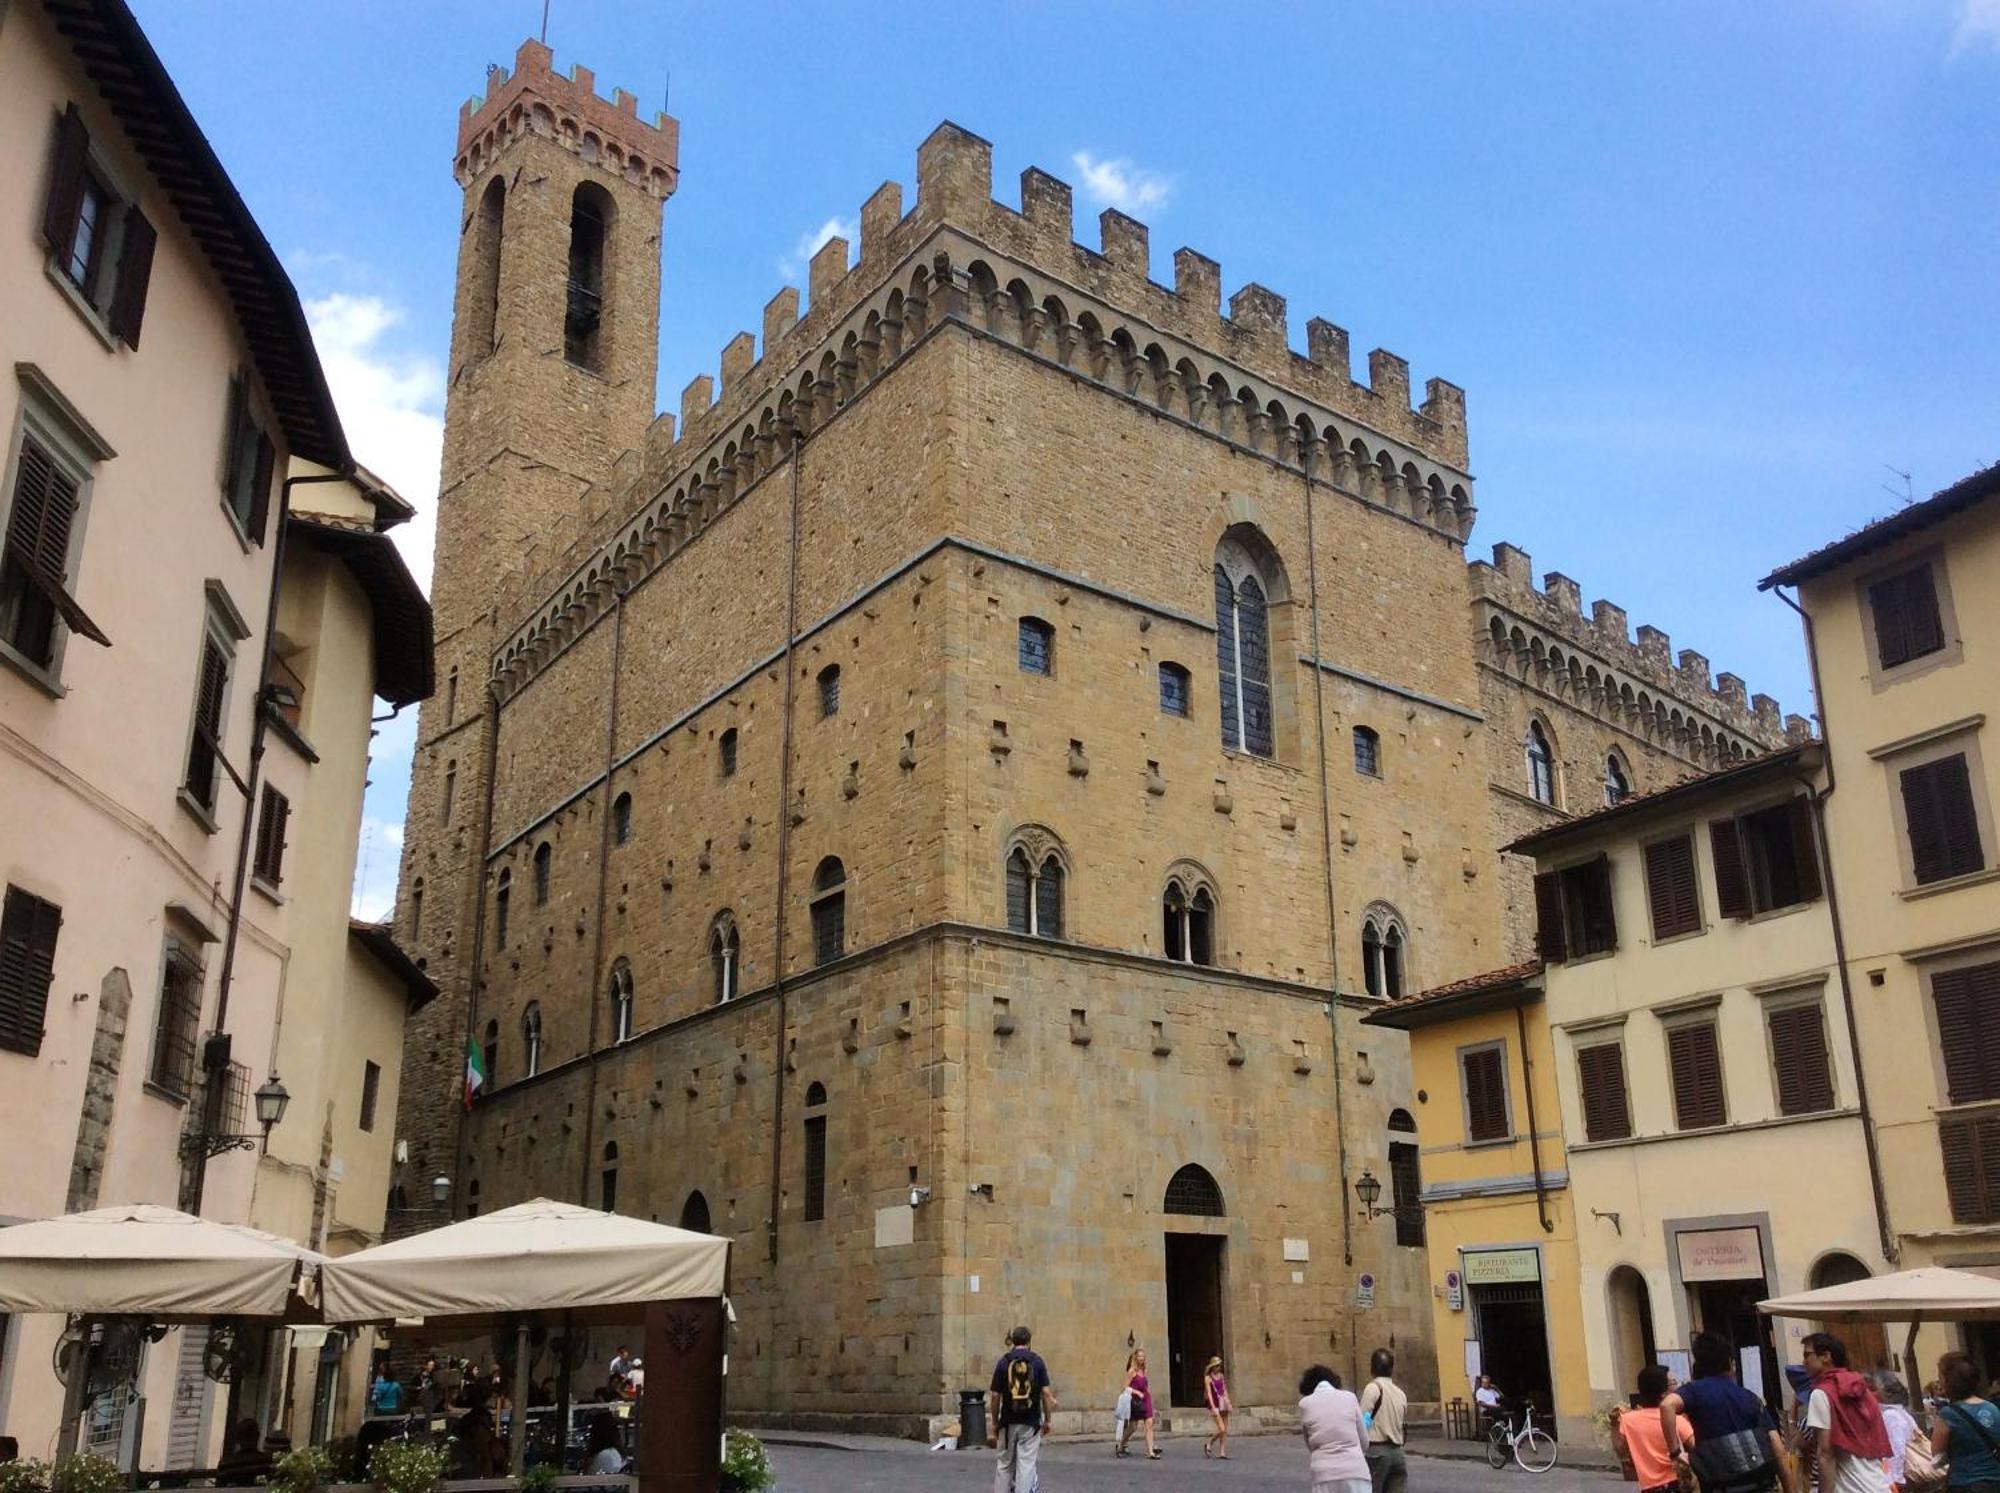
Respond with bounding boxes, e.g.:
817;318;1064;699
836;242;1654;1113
1116;1349;1160;1459
1300;1365;1371;1493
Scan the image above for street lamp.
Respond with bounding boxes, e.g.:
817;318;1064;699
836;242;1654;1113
1354;1169;1384;1216
181;1072;289;1159
431;1175;451;1205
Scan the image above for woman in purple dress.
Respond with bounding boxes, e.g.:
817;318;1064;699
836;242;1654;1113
1116;1349;1160;1459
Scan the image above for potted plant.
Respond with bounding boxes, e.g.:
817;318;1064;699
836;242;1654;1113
718;1430;771;1493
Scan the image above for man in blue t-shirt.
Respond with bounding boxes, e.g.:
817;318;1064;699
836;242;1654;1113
988;1324;1056;1493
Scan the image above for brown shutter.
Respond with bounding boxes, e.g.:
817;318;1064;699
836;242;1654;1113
1577;1042;1631;1141
254;786;289;885
185;638;227;804
1769;1003;1834;1115
1931;962;2000;1105
1668;1022;1725;1129
41;104;90;262
220;373;248;502
1904;566;1946;657
246;432;276;546
1710;819;1751;918
1585;854;1618;954
1873;567;1944;668
0;886;61;1057
1939;1113;2000;1225
1902;756;1985;885
1785;798;1823;902
108;205;156;348
1463;1046;1509;1142
4;437;109;646
1645;835;1700;940
1533;870;1568;963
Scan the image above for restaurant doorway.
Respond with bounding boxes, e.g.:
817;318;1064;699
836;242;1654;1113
1464;1248;1553;1430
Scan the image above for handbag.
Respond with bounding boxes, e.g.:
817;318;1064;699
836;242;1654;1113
1903;1431;1946;1493
1687;1427;1777;1492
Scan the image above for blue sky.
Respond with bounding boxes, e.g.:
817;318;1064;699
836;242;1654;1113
124;1;2000;919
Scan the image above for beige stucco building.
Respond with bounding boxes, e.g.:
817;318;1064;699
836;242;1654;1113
1506;743;1891;1427
389;37;1801;1432
1762;463;2000;1383
0;0;431;1463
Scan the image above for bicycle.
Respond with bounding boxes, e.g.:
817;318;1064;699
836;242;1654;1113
1485;1404;1559;1473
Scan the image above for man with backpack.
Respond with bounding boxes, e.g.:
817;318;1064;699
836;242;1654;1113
988;1324;1056;1493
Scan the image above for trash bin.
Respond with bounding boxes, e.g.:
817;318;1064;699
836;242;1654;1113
959;1388;987;1451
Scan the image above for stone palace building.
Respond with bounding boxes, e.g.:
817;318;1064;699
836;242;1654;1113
389;39;1803;1431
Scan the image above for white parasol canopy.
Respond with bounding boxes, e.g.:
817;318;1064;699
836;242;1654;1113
318;1198;728;1323
0;1203;326;1319
1759;1266;2000;1323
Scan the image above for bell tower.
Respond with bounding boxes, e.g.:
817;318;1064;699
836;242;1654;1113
392;42;677;1228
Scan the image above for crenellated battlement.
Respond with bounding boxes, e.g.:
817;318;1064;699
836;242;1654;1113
483;120;1485;695
1470;542;1809;763
454;38;678;196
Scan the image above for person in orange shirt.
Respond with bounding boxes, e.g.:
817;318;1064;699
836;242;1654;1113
1624;1365;1696;1493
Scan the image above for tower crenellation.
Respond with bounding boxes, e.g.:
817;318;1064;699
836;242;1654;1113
454;39;678;199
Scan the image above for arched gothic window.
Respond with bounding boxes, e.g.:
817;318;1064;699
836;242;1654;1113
810;857;846;967
1526;720;1557;805
612;791;633;844
481;1019;499;1091
1362;907;1408;1000
494;869;511;949
1164;1163;1225;1217
718;728;738;778
565;183;613;371
468;177;504;357
679;1190;711;1234
1388;1107;1424;1246
522;1002;543;1077
409;877;424;941
802;1081;829;1223
1162;870;1216;966
600;1141;618;1212
1004;832;1066;939
441;760;457;826
1214;540;1275;758
709;912;740;1003
1604;754;1630;807
609;958;634;1044
533;841;552;905
817;664;841;718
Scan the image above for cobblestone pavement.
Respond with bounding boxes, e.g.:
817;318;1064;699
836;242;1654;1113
764;1432;1622;1492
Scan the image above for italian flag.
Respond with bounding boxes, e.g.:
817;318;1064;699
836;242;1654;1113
465;1039;487;1108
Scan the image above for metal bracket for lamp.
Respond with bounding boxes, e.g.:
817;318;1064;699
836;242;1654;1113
1352;1168;1423;1224
178;1075;290;1159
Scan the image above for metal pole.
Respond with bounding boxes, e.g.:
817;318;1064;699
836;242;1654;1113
54;1315;95;1458
509;1320;531;1472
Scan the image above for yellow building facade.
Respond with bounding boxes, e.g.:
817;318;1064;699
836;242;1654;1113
1508;744;1892;1428
1764;464;2000;1382
1363;967;1592;1443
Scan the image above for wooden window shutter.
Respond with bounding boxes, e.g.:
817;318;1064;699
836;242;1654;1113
108;205;156;348
6;437;110;647
1710;818;1751;919
41;105;91;263
0;886;61;1057
254;786;289;885
1939;1113;2000;1225
1584;854;1618;955
1644;835;1701;940
1669;1022;1725;1129
1873;567;1944;669
1784;798;1824;901
1576;1042;1631;1141
220;373;248;502
1463;1046;1509;1142
1532;870;1568;963
185;637;228;805
1902;756;1985;886
1768;1003;1835;1115
246;432;276;546
1931;962;2000;1105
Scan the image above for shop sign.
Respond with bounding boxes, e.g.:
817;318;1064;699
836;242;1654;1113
1462;1248;1541;1286
1445;1269;1464;1311
1677;1227;1764;1283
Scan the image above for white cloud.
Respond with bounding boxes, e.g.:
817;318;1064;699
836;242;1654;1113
1953;0;2000;53
1070;151;1175;217
778;215;856;280
302;291;444;593
350;812;407;923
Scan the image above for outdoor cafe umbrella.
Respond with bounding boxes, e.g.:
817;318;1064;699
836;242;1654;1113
1760;1266;2000;1382
0;1202;326;1319
319;1198;729;1472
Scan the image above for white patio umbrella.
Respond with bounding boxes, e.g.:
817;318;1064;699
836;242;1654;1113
320;1198;729;1473
0;1202;326;1319
1760;1265;2000;1381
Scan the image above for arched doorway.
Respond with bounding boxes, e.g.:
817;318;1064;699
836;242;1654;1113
1812;1254;1887;1368
1163;1164;1227;1409
1607;1266;1657;1397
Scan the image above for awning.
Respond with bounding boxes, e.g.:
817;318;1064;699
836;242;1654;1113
0;1203;326;1319
1759;1266;2000;1323
319;1198;728;1324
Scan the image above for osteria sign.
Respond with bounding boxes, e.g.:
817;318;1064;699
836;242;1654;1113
1676;1226;1764;1282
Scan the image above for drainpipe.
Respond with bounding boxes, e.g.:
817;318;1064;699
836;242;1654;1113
192;468;350;1216
1515;1001;1553;1234
577;587;627;1203
765;431;805;1264
1772;586;1898;1265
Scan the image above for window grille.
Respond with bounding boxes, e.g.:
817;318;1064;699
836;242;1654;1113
1163;1164;1225;1216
